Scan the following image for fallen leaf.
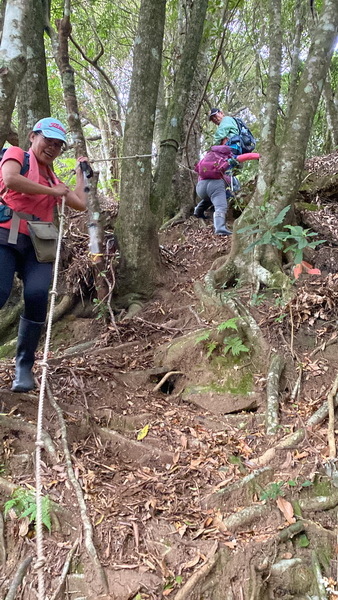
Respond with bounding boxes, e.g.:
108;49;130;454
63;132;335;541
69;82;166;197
137;424;150;441
182;553;201;570
276;497;295;524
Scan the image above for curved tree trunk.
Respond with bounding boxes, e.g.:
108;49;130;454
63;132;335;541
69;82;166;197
150;0;209;222
0;0;32;147
17;0;50;148
114;0;166;305
210;0;338;293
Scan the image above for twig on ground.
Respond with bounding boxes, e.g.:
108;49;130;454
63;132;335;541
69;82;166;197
290;366;302;402
4;555;33;600
46;383;109;596
173;541;218;600
266;354;285;435
50;538;79;600
327;373;338;458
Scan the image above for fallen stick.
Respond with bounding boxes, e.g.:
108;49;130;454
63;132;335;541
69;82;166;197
266;354;285;435
46;383;109;596
4;555;33;600
173;541;218;600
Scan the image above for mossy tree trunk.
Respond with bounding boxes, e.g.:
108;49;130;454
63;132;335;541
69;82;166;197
16;0;50;149
150;0;209;222
114;0;166;305
0;0;32;147
209;0;338;294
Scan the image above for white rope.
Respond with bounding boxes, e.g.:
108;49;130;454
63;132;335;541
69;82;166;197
34;194;67;600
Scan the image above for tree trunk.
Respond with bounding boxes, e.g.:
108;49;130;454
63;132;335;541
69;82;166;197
0;0;32;147
323;76;338;150
17;0;50;148
114;0;166;305
150;0;209;222
210;0;338;293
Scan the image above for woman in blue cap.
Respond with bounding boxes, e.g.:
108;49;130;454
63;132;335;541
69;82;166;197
0;117;89;392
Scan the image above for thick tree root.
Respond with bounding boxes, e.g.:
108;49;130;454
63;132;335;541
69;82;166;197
0;511;5;565
266;353;285;435
4;555;33;600
46;384;109;596
173;541;219;600
0;415;57;463
97;425;173;466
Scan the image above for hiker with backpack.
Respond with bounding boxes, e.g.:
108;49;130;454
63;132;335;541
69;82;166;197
0;117;89;393
194;145;238;235
209;108;256;155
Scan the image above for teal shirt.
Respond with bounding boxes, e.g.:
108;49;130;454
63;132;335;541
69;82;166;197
213;116;239;145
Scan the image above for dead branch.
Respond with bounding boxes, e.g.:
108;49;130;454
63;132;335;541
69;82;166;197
50;538;79;600
327;372;338;458
173;541;218;600
46;383;109;595
4;555;33;600
266;353;285;435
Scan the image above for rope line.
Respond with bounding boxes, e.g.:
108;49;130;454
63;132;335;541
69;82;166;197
34;188;69;599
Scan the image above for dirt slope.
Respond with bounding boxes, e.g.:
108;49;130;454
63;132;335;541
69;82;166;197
0;169;338;599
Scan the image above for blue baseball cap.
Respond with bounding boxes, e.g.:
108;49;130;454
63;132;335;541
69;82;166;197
32;117;67;143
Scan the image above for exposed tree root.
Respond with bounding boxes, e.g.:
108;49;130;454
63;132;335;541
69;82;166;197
52;294;75;323
160;209;187;230
96;425;173;466
0;415;57;463
50;538;79;600
0;511;5;565
204;467;274;510
173;541;219;600
327;372;338;458
312;550;329;600
223;503;271;532
0;300;23;340
299;489;338;511
256;390;338;466
4;555;33;600
46;383;109;596
266;353;285;435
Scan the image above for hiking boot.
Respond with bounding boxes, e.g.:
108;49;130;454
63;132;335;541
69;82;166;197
11;317;44;393
193;199;213;219
213;212;232;236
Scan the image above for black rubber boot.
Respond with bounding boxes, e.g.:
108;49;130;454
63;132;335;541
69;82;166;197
194;198;213;219
213;212;232;236
11;317;44;393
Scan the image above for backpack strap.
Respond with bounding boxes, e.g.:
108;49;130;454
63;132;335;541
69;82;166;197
0;197;39;244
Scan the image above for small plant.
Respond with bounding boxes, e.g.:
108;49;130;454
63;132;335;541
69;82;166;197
223;336;250;356
4;488;52;532
238;205;325;265
92;297;110;320
259;481;284;501
195;318;250;358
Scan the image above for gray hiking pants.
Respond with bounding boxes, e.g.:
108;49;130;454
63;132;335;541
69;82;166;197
196;179;230;214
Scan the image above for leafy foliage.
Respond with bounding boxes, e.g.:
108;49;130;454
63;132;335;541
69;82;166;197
4;488;52;532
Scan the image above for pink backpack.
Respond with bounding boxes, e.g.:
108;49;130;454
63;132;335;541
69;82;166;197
195;145;233;182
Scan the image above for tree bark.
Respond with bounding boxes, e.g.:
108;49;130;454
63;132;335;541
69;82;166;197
150;0;209;222
114;0;166;304
0;0;32;147
16;0;50;148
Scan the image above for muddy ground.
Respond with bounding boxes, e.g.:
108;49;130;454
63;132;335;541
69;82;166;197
0;156;338;599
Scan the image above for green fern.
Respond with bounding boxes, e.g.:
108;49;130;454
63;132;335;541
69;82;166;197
194;330;211;344
223;336;250;357
4;488;52;532
217;318;239;332
206;341;218;358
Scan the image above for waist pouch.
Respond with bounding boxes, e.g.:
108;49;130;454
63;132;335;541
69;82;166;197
27;221;59;263
0;204;13;222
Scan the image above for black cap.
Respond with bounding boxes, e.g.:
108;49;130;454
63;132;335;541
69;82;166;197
209;107;220;121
